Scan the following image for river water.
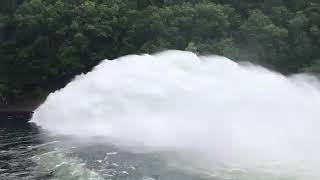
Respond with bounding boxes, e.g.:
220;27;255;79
1;121;225;180
1;120;319;180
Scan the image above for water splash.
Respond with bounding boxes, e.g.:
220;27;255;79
32;50;320;178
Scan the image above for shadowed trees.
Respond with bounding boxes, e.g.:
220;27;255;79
0;0;319;103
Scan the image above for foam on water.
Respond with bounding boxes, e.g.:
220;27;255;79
32;150;104;180
32;50;320;178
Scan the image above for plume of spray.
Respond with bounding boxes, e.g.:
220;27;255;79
32;51;320;178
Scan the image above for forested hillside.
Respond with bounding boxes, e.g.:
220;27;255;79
0;0;319;105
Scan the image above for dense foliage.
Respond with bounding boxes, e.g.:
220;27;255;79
0;0;320;104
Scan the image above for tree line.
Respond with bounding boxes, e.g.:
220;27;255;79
0;0;319;104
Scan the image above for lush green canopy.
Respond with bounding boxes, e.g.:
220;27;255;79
0;0;319;104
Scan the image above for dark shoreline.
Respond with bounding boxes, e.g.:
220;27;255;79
0;110;34;122
0;102;40;122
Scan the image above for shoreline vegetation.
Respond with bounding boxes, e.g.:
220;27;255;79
0;0;319;109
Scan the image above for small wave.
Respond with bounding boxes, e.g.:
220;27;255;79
31;149;104;180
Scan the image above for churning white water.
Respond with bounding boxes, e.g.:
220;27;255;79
32;51;320;178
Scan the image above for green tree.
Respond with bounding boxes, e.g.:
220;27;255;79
0;0;319;103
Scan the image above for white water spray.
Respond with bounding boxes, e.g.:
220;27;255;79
32;51;320;177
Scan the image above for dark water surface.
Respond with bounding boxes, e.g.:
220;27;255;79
0;121;43;179
0;120;215;180
1;120;315;180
